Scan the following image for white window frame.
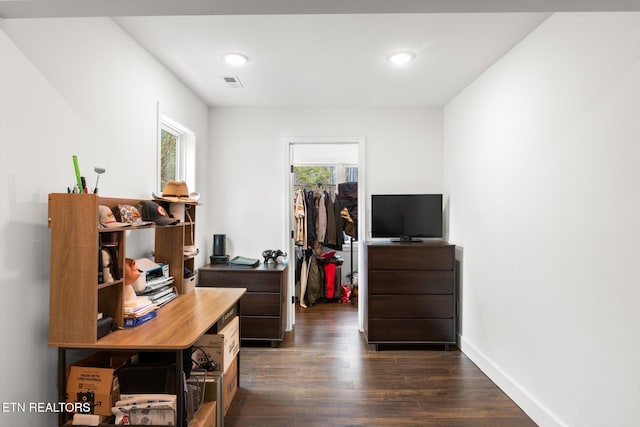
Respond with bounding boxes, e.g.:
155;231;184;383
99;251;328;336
157;105;196;194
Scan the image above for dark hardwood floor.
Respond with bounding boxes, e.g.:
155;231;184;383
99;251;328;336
226;302;536;426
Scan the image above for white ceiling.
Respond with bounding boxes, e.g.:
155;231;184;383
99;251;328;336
115;13;549;107
3;1;638;107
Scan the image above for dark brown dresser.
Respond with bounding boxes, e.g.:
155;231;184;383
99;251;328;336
363;241;456;350
198;263;288;347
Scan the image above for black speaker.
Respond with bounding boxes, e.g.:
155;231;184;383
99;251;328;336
213;234;226;256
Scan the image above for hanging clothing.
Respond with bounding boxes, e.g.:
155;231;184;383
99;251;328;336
305;190;317;248
331;195;345;249
316;192;327;244
306;254;323;306
300;256;309;308
325;192;337;248
338;182;358;240
294;190;306;246
294;187;350;250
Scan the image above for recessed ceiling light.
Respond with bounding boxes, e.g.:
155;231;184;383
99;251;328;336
387;51;416;66
222;53;249;66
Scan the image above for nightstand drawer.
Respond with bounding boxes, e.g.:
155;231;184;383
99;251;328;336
199;270;282;292
368;244;454;270
369;295;453;318
368;270;453;294
241;293;281;316
241;316;282;339
367;319;453;342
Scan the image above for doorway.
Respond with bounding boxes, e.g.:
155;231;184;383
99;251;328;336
284;137;366;332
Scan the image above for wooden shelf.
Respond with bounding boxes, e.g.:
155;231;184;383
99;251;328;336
48;193;198;346
98;280;123;290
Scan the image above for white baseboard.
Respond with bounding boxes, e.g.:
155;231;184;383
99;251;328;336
460;335;567;427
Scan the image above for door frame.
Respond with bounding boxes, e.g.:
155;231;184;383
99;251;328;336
283;136;366;332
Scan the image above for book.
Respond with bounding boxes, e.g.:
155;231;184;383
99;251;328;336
152;289;178;307
124;303;156;318
228;256;260;268
123;310;157;328
124;296;156;317
138;277;175;294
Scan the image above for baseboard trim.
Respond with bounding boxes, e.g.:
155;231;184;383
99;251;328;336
460;336;567;427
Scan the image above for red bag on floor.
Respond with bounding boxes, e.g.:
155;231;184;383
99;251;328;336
340;284;351;303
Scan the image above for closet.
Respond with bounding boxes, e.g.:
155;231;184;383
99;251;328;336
287;140;363;332
293;181;358;307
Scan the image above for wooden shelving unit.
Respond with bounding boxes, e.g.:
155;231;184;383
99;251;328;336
48;193;197;346
48;193;244;426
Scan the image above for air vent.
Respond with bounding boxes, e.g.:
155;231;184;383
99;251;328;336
222;75;243;88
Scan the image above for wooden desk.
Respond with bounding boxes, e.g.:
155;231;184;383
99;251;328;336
54;287;246;426
52;288;245;349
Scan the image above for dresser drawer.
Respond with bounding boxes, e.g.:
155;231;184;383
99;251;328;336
369;295;453;318
241;316;282;340
368;244;454;270
241;293;281;316
199;270;282;293
368;319;453;342
368;270;453;294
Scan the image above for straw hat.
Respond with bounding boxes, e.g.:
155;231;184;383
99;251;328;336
154;181;201;204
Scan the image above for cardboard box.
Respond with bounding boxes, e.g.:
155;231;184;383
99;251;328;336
66;366;119;417
189;401;216;427
222;355;238;415
194;316;239;373
66;352;136;417
199;355;238;418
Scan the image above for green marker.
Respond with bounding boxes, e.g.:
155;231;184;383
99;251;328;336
73;155;83;194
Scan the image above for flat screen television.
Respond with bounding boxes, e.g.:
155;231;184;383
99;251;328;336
371;194;443;242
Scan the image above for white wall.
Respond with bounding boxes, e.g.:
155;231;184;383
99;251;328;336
444;12;640;427
206;107;443;259
0;18;208;424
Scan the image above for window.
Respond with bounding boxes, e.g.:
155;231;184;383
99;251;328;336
294;165;336;187
158;110;196;193
160;128;178;190
345;166;358;183
293;164;357;193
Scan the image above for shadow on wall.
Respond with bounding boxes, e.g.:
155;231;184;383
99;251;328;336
1;178;57;422
455;246;464;346
2;198;51;343
443;195;463;346
1;215;51;360
3;175;51;284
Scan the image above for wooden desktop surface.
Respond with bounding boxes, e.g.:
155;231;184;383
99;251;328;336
49;287;246;350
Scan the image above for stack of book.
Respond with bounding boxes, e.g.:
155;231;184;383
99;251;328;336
123;295;157;328
139;283;178;307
